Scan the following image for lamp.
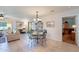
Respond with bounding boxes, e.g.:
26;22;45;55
0;14;4;20
34;11;41;21
72;25;76;28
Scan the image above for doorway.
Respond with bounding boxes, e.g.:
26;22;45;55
62;16;76;45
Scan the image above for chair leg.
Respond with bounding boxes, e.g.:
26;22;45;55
41;38;47;46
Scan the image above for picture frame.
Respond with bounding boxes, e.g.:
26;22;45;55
46;21;55;27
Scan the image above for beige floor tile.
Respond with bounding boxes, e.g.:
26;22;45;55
0;34;79;52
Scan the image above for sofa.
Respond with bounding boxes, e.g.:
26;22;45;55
7;31;20;42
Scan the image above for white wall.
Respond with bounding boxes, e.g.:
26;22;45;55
42;8;79;46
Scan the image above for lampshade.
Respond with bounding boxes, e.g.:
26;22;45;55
72;25;76;28
0;14;4;20
33;11;41;21
34;18;41;21
0;17;3;20
38;18;41;21
34;18;37;21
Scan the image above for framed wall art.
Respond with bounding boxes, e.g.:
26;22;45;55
46;21;55;27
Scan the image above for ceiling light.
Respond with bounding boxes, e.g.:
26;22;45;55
33;11;42;21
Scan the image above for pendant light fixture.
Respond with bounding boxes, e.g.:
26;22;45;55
34;11;41;21
0;14;4;20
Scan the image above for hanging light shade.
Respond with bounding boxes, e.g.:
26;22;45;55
33;11;41;21
0;14;4;20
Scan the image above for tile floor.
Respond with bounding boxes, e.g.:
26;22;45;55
0;33;79;52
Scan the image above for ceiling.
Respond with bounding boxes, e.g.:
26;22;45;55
0;6;79;19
